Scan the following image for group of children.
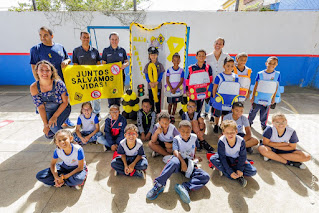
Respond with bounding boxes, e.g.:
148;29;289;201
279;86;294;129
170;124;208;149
36;41;311;204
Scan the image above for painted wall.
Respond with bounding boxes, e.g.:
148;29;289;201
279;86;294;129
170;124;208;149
0;11;318;88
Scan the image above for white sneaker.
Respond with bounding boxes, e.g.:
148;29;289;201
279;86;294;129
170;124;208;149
43;183;51;188
263;156;270;161
162;155;173;164
152;151;160;158
219;171;223;177
75;185;81;190
299;163;306;170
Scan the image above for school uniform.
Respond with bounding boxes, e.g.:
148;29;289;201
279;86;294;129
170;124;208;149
210;135;257;179
213;72;238;117
152;123;180;148
72;113;102;144
186;63;213;113
36;143;87;186
144;61;165;113
262;126;299;154
248;70;281;129
97;114;127;148
137;109;156;135
155;134;210;191
166;66;184;103
223;113;250;137
182;112;201;122
111;138;148;176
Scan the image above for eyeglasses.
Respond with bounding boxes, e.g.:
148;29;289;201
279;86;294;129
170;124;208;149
187;105;196;109
110;111;119;114
126;133;137;136
273;121;287;125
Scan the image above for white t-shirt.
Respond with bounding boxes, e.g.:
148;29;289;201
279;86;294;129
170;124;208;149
206;51;230;78
223;113;250;134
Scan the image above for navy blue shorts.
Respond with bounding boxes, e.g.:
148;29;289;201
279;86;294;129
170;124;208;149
260;141;297;154
167;96;182;104
237;133;246;138
213;109;230;117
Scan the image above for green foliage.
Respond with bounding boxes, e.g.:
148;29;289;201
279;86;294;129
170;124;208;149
9;0;147;11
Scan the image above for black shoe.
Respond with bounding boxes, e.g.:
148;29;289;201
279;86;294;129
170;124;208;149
262;126;267;131
288;161;306;169
213;125;219;133
210;117;214;123
197;142;203;152
237;177;247;187
201;140;214;152
246;147;253;154
202;113;208;118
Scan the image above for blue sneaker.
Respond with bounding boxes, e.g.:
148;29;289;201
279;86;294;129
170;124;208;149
175;184;190;204
134;170;145;179
64;118;75;128
146;182;164;200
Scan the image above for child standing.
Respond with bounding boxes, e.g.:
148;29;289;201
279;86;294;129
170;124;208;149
259;112;310;169
97;105;127;151
165;52;184;123
36;129;87;189
234;52;252;101
223;102;259;154
144;47;165;114
182;100;214;152
149;112;179;161
248;56;280;130
111;124;148;178
73;102;102;145
186;49;213;114
146;120;210;203
209;120;257;187
212;57;239;133
137;98;156;142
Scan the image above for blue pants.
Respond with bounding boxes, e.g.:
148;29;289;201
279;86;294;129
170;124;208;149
72;131;103;144
155;156;210;191
36;162;87;187
97;135;122;148
45;104;71;138
91;99;101;114
111;156;148;176
248;103;270;129
210;154;257;179
204;100;214;115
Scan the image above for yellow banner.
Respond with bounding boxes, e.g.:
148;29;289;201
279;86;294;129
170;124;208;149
62;62;123;105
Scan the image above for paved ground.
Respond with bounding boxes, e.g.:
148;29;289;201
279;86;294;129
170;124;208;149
0;86;318;213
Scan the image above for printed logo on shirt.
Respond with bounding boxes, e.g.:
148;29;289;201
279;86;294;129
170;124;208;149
238;125;242;129
192;145;195;149
271;77;275;80
71;159;76;163
91;53;96;59
119;122;122;126
119;53;123;57
48;53;52;58
107;54;112;57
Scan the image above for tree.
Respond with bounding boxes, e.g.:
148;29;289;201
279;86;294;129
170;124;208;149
9;0;148;12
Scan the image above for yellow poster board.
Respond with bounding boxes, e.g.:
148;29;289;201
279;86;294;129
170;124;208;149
62;62;123;105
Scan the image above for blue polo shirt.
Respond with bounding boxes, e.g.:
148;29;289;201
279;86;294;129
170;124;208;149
72;45;101;65
30;43;69;81
102;46;128;64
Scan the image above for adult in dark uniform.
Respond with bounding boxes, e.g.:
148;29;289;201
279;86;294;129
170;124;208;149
102;32;129;107
72;31;102;118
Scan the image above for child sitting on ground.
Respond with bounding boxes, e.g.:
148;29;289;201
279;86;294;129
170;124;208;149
111;124;148;178
73;102;102;145
36;129;87;190
97;105;127;151
147;120;210;204
182;99;214;152
258;112;310;169
137;98;156;142
149;112;179;162
209;120;257;187
223;102;259;154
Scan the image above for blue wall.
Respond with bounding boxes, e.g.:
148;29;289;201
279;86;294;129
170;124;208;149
0;54;318;89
